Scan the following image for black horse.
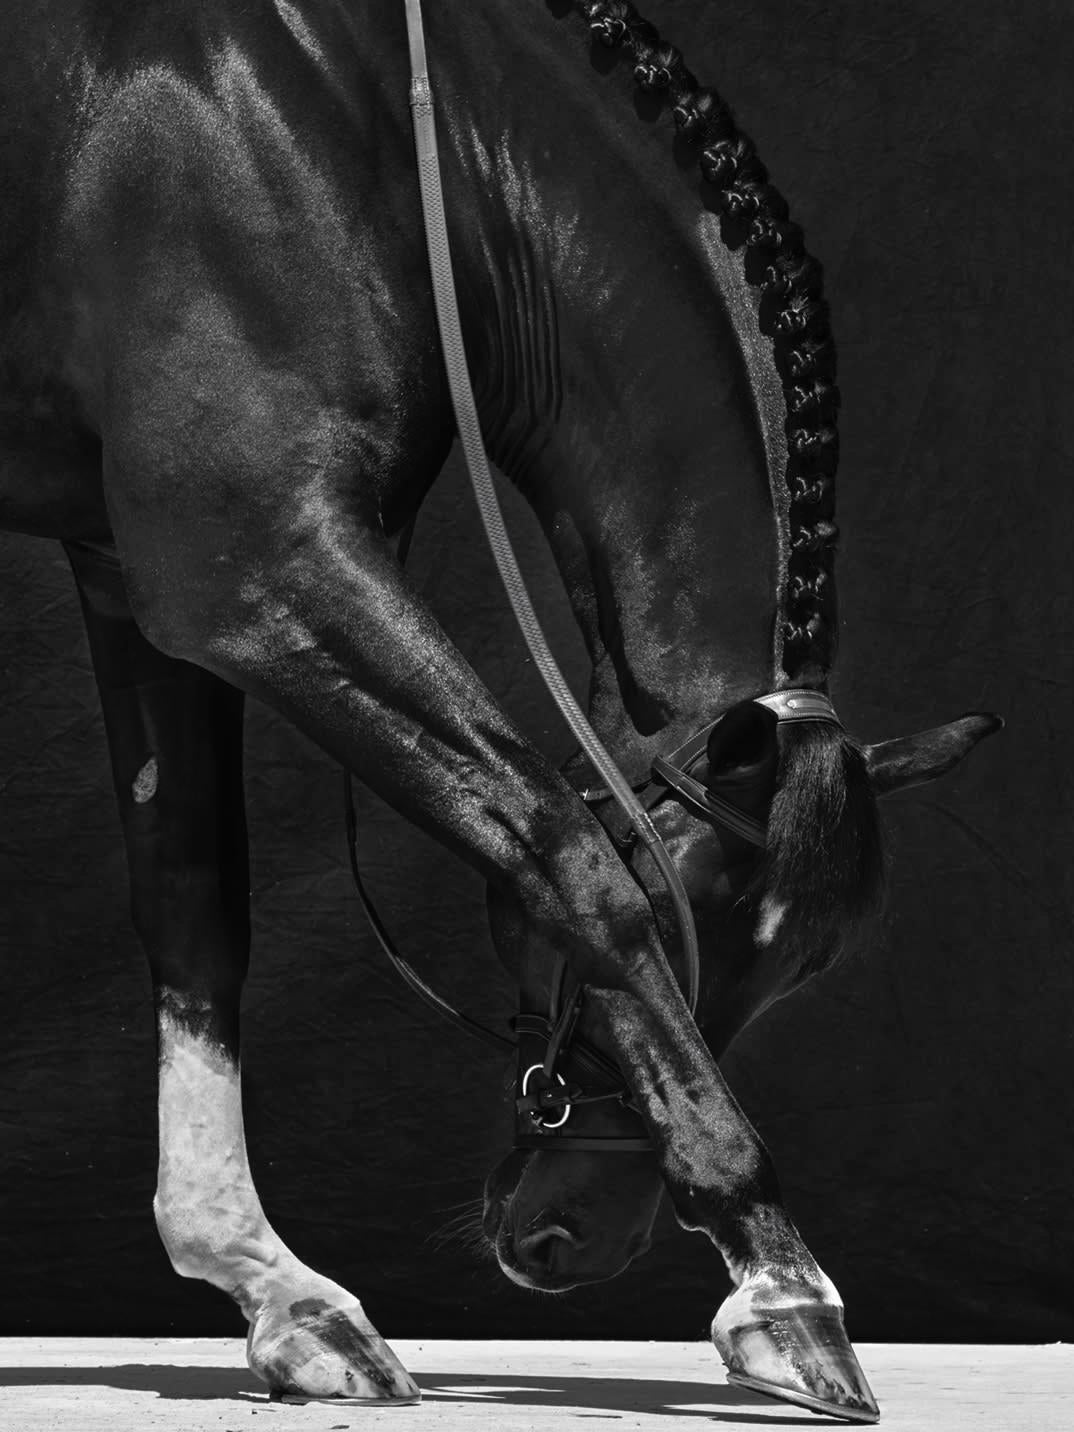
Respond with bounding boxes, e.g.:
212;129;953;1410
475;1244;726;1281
1;0;998;1419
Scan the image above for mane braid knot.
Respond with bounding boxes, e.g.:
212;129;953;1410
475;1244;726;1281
569;0;843;678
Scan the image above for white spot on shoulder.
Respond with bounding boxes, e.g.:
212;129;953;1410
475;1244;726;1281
755;894;789;947
133;757;158;804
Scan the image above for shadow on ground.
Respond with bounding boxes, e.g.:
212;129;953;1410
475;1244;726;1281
0;1365;262;1401
0;1365;842;1423
419;1371;842;1423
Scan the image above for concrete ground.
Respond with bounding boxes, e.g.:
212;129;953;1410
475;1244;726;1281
0;1339;1071;1431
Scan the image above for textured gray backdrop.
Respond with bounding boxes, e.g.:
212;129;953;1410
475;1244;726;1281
2;0;1070;1340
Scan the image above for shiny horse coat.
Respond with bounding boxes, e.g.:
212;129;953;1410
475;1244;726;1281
1;0;998;1419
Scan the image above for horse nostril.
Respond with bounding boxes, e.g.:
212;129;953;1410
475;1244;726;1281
515;1222;583;1275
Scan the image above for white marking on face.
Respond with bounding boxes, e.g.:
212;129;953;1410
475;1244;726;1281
755;894;789;947
133;757;158;803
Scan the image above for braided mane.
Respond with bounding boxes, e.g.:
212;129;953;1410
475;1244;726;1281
568;0;839;684
564;2;884;956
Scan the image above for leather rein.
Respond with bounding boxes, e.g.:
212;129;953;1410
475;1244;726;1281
340;0;844;1155
346;685;842;1151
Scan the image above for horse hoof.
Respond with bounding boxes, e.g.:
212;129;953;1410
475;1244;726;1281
248;1296;420;1404
713;1297;879;1424
274;1393;421;1406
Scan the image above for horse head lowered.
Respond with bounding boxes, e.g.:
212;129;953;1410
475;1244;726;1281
484;702;999;1295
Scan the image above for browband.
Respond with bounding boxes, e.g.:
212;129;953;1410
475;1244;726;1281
754;688;843;725
658;688;843;773
576;688;843;850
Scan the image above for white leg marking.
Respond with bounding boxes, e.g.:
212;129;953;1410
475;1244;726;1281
132;756;158;803
154;1005;284;1319
153;999;419;1402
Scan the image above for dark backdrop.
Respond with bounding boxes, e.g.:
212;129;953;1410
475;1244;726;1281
2;0;1071;1341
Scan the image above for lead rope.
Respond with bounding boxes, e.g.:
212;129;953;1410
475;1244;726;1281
402;0;700;1013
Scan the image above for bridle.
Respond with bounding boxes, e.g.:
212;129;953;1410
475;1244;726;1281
517;686;844;1152
341;0;844;1155
347;686;843;1153
576;687;843;852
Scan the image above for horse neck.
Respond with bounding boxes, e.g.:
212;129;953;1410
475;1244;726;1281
434;4;797;771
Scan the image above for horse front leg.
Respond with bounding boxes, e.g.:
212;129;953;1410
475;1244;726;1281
494;884;876;1421
587;976;879;1421
65;540;418;1405
108;483;873;1419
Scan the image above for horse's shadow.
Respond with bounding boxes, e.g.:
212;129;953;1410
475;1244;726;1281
420;1370;841;1423
1;1363;843;1424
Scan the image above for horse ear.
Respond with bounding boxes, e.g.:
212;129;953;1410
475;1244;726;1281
706;700;779;782
864;712;1003;795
